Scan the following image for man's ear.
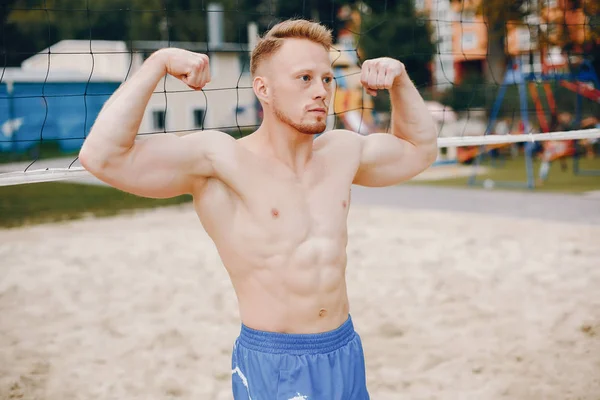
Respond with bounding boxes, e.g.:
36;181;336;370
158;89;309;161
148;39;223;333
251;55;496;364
253;76;270;104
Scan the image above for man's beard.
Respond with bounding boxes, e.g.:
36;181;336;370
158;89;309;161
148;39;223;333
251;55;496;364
273;103;327;135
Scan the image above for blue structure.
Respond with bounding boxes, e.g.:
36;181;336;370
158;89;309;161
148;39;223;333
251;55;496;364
0;80;119;155
468;57;600;189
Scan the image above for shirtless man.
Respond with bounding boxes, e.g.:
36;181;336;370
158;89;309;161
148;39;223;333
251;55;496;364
79;19;437;400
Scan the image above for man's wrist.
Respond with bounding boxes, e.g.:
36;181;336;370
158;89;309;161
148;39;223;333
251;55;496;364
147;49;168;75
392;72;412;89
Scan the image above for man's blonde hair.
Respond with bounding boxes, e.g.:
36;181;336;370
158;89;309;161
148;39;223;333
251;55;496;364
250;19;333;76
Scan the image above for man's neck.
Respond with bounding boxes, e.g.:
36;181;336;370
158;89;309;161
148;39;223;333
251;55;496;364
254;117;316;175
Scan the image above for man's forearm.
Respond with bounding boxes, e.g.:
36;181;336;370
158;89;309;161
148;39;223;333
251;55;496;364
389;74;437;148
82;51;167;158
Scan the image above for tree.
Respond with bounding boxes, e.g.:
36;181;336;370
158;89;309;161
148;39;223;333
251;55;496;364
2;0;246;66
358;1;436;87
238;0;345;40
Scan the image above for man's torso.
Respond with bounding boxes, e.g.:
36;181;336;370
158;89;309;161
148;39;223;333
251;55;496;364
191;131;362;333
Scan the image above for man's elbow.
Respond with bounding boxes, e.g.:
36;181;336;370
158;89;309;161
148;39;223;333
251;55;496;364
425;143;438;166
79;144;97;172
79;141;113;176
420;131;439;167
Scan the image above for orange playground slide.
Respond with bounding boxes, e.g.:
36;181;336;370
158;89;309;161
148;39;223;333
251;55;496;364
456;143;512;164
560;81;600;103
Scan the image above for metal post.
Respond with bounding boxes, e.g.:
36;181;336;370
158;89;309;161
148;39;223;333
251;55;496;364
517;58;535;189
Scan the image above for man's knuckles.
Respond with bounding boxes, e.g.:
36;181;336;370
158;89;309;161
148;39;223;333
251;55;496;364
193;57;206;70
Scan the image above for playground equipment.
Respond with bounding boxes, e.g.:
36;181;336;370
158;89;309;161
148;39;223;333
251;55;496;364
528;57;599;180
467;2;600;188
467;55;600;188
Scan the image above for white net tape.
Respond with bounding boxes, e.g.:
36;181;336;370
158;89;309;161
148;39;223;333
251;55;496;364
1;128;598;186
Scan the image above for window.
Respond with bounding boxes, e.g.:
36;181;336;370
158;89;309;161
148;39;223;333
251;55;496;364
193;108;205;129
152;110;165;130
461;32;477;50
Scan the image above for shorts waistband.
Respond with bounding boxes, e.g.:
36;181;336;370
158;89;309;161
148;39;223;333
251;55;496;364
238;315;356;355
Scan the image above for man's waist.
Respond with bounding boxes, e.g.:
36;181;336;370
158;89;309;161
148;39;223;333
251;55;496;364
237;314;355;355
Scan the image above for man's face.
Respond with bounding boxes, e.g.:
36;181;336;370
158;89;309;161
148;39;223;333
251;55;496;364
265;39;333;135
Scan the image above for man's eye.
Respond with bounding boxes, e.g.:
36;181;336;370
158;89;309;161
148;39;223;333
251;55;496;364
323;77;332;84
301;75;310;82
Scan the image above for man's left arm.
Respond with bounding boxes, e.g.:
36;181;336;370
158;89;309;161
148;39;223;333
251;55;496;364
352;58;438;187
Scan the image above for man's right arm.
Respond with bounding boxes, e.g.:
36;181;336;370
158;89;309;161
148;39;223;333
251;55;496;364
79;48;230;199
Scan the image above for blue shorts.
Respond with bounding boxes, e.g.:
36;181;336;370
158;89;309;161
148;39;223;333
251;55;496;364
231;315;370;400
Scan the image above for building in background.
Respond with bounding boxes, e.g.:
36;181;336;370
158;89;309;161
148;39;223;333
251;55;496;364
415;0;455;90
132;3;257;137
416;0;487;88
0;41;126;154
449;0;488;84
131;39;255;137
0;3;258;156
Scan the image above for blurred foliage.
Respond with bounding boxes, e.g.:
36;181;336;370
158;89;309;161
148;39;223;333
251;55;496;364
440;74;489;113
2;0;335;65
3;0;234;66
1;0;434;71
358;1;436;88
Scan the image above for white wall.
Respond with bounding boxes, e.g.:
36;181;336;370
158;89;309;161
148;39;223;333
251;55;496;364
141;51;256;136
21;40;140;82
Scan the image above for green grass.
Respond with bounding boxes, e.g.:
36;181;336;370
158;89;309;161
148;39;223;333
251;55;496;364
410;153;600;194
0;182;192;229
0;141;79;165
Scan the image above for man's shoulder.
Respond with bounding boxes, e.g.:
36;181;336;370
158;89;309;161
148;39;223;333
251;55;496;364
178;129;239;154
314;130;364;172
178;129;236;142
314;129;363;149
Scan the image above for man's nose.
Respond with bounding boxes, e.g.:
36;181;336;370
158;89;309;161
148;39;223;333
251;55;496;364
313;81;328;100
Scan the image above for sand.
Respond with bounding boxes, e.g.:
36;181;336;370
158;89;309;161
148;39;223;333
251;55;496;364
1;203;599;400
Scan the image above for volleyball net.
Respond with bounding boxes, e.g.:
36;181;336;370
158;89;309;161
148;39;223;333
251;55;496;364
1;0;599;187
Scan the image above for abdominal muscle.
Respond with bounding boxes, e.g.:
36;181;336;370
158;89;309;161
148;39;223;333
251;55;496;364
217;232;351;334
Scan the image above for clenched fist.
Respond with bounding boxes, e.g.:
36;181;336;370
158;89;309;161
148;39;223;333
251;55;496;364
360;57;406;96
156;48;211;90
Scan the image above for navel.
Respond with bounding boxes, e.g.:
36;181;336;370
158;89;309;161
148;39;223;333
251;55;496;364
318;308;327;317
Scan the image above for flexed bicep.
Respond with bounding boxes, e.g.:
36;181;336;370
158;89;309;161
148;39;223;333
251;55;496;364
79;47;219;199
86;130;235;199
352;133;434;187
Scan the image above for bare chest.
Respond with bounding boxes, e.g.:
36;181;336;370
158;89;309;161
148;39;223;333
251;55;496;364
262;182;350;231
195;144;359;253
246;178;352;240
